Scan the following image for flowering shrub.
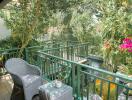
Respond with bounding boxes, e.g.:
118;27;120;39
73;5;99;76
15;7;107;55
120;38;132;52
118;37;132;75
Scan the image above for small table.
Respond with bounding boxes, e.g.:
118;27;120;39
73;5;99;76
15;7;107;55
38;80;73;100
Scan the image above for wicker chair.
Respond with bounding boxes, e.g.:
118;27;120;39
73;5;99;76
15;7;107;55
5;58;43;100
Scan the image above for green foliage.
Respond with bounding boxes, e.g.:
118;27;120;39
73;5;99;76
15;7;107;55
70;0;102;56
99;0;132;71
70;0;132;72
0;0;83;49
0;36;39;50
0;0;131;73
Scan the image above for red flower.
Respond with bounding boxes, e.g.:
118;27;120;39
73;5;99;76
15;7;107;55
119;38;132;53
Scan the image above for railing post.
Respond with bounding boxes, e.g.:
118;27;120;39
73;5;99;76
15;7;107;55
71;46;74;60
67;46;69;60
24;48;28;62
71;63;75;94
77;65;81;99
85;43;88;56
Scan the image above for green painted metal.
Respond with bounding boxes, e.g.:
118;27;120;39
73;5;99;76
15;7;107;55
77;65;81;99
38;50;132;82
72;64;76;93
93;78;96;94
0;48;21;61
99;80;103;97
107;82;110;100
0;41;132;100
41;42;93;62
116;85;119;100
36;46;132;100
25;40;80;64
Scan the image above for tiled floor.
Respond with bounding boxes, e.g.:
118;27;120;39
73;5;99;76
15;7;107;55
0;74;39;100
0;74;13;100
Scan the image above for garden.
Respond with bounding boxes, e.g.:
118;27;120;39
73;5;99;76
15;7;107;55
0;0;132;100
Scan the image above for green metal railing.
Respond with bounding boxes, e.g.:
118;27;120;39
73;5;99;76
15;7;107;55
0;41;131;100
0;48;21;75
0;40;80;64
0;48;21;61
0;40;79;75
25;40;80;65
41;42;100;61
36;50;132;100
35;42;131;100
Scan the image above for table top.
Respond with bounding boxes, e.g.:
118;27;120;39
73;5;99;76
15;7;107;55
38;80;72;99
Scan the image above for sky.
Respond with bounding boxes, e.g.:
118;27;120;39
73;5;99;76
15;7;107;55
0;18;11;40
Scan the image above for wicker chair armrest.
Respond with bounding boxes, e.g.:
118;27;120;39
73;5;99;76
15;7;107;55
27;64;42;76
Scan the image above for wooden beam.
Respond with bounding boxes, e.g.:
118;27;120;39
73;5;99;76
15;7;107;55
78;59;87;64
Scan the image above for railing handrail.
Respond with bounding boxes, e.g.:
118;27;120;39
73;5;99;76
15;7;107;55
81;70;132;90
0;41;131;82
26;42;61;49
0;48;21;53
40;42;91;52
0;40;79;52
26;40;80;49
38;51;132;82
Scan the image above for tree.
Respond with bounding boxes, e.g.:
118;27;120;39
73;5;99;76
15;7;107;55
0;0;82;50
70;0;132;72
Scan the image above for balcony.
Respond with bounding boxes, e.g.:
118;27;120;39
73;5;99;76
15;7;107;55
0;40;132;100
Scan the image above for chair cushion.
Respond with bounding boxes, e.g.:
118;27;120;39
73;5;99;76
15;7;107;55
22;74;41;87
